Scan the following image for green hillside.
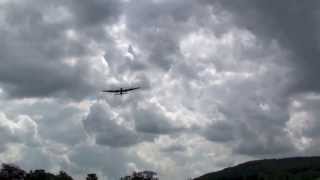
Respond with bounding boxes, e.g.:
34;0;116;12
194;157;320;180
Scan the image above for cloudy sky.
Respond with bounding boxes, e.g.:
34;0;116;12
0;0;320;179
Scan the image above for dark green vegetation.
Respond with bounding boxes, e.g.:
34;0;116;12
0;163;156;180
195;157;320;180
0;163;74;180
0;163;98;180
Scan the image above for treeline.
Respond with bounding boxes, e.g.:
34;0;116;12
195;171;320;180
194;157;320;180
0;163;98;180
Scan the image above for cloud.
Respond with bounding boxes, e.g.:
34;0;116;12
0;0;120;99
208;0;320;94
124;0;207;71
83;102;141;147
0;113;39;152
0;0;320;180
285;93;320;155
133;106;183;135
201;68;296;156
203;121;235;142
67;0;122;27
68;143;151;180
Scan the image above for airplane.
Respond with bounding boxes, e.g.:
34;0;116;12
102;87;140;96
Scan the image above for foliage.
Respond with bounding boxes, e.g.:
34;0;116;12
0;163;26;180
87;174;98;180
0;163;94;180
194;157;320;180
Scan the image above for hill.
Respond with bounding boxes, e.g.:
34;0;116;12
194;156;320;180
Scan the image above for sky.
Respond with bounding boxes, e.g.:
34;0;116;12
0;0;320;179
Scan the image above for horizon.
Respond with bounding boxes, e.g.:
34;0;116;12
0;0;320;180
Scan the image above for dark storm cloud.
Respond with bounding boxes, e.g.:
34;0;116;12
234;129;295;157
231;118;295;157
203;121;235;142
194;0;320;157
200;68;296;156
124;0;208;71
0;0;123;99
67;0;122;27
207;0;320;94
125;0;300;156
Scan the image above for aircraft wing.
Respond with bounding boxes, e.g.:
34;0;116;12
102;89;120;93
122;87;140;92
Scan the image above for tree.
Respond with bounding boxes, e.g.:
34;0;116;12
25;169;55;180
0;163;26;180
56;171;73;180
87;173;98;180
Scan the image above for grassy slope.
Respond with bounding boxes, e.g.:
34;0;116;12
194;157;320;180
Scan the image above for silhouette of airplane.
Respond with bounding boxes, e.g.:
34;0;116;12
102;87;140;95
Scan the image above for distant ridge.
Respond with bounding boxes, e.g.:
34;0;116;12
194;156;320;180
